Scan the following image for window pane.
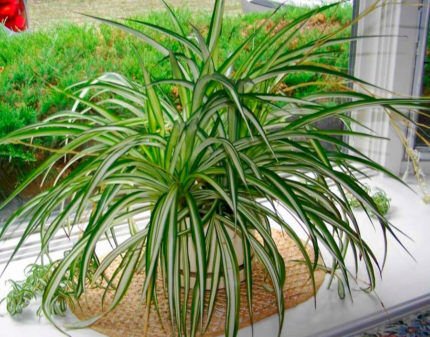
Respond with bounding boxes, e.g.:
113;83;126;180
415;25;430;149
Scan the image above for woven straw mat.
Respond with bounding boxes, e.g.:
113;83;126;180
71;229;326;337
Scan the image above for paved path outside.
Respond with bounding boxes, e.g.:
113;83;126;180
27;0;242;29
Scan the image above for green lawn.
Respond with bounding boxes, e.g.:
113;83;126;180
0;5;353;181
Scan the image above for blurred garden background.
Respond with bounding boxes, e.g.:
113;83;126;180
26;0;242;28
0;0;428;205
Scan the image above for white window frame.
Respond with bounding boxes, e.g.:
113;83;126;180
404;1;430;164
351;0;430;175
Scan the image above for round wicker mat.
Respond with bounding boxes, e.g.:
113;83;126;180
71;230;326;337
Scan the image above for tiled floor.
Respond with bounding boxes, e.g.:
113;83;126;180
360;308;430;337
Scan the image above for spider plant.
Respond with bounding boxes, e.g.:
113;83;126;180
1;257;98;317
0;1;429;336
347;185;391;216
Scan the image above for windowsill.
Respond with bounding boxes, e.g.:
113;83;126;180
415;147;430;161
0;175;429;337
401;160;430;175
